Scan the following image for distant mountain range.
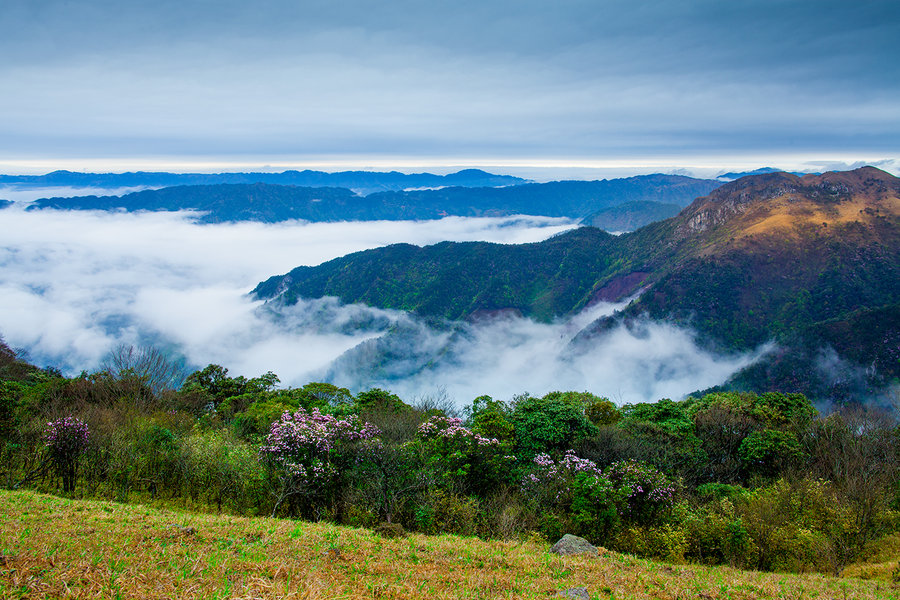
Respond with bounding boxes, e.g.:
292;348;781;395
254;167;900;402
716;167;812;181
25;174;722;226
0;168;525;195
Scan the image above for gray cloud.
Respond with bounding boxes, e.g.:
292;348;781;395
1;0;897;163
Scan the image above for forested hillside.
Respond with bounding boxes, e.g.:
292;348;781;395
25;174;721;224
255;167;900;400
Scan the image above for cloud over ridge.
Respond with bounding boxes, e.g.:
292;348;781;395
0;207;767;404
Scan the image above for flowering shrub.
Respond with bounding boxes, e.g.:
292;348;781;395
416;415;512;494
604;459;677;524
44;416;90;493
417;416;500;447
523;453;676;543
522;450;602;508
260;408;380;517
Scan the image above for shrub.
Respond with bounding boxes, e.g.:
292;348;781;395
260;408;380;518
180;429;267;514
737;478;871;573
585;397;621;426
417;415;513;496
615;524;688;561
682;499;756;568
738;429;805;478
521;450;602;510
604;459;678;526
415;489;478;536
345;441;428;525
43;416;89;493
570;471;627;543
510;393;598;458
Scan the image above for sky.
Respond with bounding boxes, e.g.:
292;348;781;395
1;0;898;175
0;208;766;404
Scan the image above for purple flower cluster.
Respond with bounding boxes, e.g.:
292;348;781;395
43;417;90;457
522;450;602;505
590;459;678;522
417;416;499;446
523;452;676;520
261;408;380;457
260;408;380;486
605;459;676;507
527;450;602;484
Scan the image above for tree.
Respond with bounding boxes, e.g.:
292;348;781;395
510;392;598;458
102;344;186;399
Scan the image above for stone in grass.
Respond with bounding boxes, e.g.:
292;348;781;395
550;534;599;556
557;587;590;600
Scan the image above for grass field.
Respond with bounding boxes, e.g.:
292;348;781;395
0;490;896;599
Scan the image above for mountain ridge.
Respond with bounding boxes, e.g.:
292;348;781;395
253;167;900;400
25;174;722;224
0;168;526;195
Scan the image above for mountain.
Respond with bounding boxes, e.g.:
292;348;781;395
0;168;525;195
716;167;812;181
362;175;722;218
254;167;900;400
0;199;11;210
26;174;722;224
28;184;365;224
580;200;682;232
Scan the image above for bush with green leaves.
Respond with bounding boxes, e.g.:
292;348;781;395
510;392;598;457
414;488;479;536
468;395;516;444
604;459;678;525
522;449;602;510
738;429;805;478
417;415;514;495
180;428;268;513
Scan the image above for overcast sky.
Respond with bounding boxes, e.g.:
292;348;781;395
1;0;898;174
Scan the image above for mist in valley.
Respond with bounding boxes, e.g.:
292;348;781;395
0;206;768;406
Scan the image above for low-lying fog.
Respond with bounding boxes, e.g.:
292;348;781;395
0;206;766;405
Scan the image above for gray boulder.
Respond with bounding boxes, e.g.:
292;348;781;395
550;534;599;556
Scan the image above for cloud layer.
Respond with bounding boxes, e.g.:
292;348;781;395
1;0;897;164
0;207;574;373
0;207;767;405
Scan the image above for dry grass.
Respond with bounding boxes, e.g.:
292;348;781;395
844;533;900;582
0;490;895;599
738;194;900;239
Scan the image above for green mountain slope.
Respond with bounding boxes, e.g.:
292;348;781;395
580;200;682;232
254;227;624;322
254;167;900;397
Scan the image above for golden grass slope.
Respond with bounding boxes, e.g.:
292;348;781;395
672;166;900;254
0;491;896;599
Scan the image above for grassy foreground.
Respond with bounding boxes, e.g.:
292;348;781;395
0;491;896;600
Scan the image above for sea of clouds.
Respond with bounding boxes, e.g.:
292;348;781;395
0;203;767;406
